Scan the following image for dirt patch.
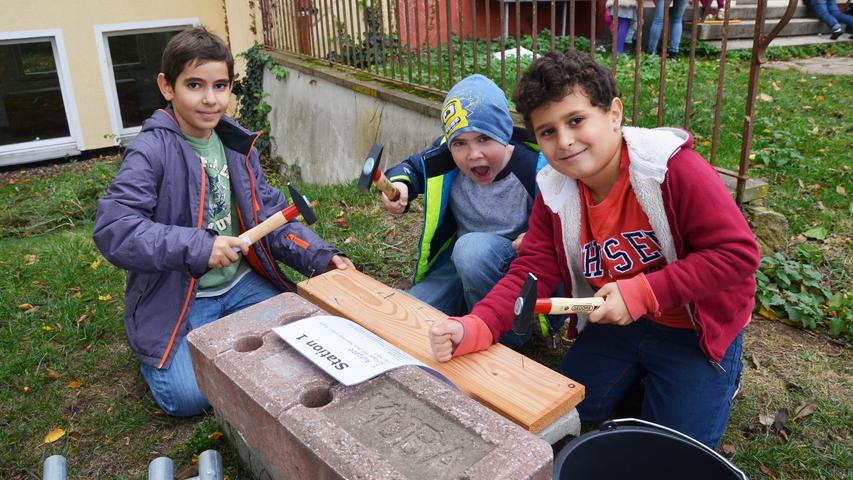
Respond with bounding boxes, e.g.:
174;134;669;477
743;316;851;399
0;155;118;184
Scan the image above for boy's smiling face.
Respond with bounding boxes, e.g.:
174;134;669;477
157;60;232;139
530;90;624;196
448;131;512;185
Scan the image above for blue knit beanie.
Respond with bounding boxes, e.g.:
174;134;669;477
441;74;513;146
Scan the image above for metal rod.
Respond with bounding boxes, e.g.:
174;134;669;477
710;0;733;166
446;0;456;85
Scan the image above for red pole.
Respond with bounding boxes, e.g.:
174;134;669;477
297;0;313;55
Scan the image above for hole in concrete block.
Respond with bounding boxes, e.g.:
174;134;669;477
300;386;333;408
234;335;263;353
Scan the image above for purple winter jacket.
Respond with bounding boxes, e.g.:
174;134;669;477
93;107;341;369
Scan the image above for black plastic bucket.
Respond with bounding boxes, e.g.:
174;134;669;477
553;418;747;480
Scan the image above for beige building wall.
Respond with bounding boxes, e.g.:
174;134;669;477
0;0;261;161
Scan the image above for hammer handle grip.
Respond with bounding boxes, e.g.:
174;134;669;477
239;205;297;246
539;297;604;315
375;172;400;202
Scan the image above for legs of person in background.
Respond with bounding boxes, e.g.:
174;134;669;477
809;0;847;38
452;232;530;348
667;0;690;56
616;17;631;53
407;254;467;317
557;319;744;449
139;270;281;417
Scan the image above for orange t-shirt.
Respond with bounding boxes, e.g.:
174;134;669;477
578;143;693;329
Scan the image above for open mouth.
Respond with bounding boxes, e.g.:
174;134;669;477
470;166;491;178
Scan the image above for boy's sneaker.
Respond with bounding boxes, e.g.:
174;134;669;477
666;50;681;61
830;24;843;40
716;8;726;19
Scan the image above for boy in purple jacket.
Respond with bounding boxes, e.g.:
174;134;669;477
93;27;352;417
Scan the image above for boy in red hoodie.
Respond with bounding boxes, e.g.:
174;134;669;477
428;50;759;448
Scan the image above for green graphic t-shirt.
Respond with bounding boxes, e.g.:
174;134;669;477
185;131;249;296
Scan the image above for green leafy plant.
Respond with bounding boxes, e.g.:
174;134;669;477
754;247;850;340
330;2;401;68
232;44;287;156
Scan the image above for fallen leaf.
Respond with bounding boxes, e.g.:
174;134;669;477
759;413;775;427
124;436;130;446
838;185;847;196
46;369;59;381
759;464;777;479
84;344;93;353
24;254;38;265
67;380;82;389
310;200;319;208
22;386;31;395
758;93;773;102
42;325;54;332
721;443;736;455
343;236;356;245
365;233;374;241
758;305;777;320
98;294;112;302
152;408;166;417
18;303;33;312
90;258;101;269
76;314;88;327
813;95;824;101
797;179;805;189
208;431;224;442
771;81;781;91
699;139;712;147
335;210;345;217
793;399;817;420
43;427;66;445
332;217;349;229
786;381;804;392
811;126;820;134
802;227;828;241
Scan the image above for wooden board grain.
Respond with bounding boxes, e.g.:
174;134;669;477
297;268;584;433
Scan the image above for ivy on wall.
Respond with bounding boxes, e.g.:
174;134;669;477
232;44;287;156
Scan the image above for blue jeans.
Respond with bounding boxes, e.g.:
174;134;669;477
809;0;853;30
139;270;280;417
557;318;743;448
408;232;531;348
647;0;690;54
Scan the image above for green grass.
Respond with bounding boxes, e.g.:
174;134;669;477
1;44;851;478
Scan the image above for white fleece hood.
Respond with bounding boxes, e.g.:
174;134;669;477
534;126;690;330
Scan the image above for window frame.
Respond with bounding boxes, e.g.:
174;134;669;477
0;29;82;166
94;18;199;145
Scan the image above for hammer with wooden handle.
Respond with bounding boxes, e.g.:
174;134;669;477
358;143;400;201
234;183;317;252
512;273;604;337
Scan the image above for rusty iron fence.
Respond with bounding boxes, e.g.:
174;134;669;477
259;0;798;204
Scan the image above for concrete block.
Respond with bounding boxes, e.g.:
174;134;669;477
189;293;553;480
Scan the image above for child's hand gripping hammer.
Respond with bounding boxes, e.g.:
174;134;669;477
233;183;317;252
512;273;604;347
357;143;400;201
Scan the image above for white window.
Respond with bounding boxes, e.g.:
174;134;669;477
0;30;82;166
96;18;199;144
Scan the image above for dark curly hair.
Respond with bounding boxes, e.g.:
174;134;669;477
512;50;619;131
161;27;234;86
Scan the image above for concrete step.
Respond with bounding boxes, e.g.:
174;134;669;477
688;3;810;20
690;17;835;40
702;33;853;49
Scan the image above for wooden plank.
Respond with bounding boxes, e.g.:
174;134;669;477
298;268;584;433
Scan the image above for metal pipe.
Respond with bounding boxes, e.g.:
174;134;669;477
147;456;174;480
43;455;67;480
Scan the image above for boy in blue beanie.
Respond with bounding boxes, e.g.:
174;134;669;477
382;74;548;347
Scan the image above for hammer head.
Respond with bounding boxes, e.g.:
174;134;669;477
287;183;317;226
358;143;385;192
512;273;538;336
